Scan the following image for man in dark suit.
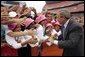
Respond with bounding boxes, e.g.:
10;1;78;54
48;10;84;56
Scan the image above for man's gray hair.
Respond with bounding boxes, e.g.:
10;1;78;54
59;10;71;19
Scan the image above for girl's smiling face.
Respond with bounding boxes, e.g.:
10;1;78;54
45;26;53;36
54;25;60;32
40;20;47;27
47;26;53;31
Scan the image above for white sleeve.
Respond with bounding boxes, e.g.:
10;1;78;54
29;42;39;47
52;29;57;35
12;43;22;49
53;40;58;46
37;26;49;41
36;25;44;40
24;35;32;40
6;35;22;49
46;42;52;46
43;36;49;41
57;30;62;36
5;30;13;46
5;30;22;49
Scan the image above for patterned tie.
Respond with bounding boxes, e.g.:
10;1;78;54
61;25;65;39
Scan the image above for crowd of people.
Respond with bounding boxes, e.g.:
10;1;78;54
1;2;84;56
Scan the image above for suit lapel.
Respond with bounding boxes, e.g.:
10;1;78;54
63;19;73;40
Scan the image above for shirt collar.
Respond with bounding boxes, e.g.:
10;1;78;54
64;19;70;29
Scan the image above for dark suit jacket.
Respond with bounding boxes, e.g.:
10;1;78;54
58;19;84;56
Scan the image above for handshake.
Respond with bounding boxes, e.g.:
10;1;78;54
47;38;54;43
47;34;58;43
28;38;39;47
28;38;38;44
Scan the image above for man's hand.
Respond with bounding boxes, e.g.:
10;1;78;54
28;38;38;44
51;34;58;40
47;38;54;43
47;38;58;45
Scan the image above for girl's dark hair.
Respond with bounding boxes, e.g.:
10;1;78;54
33;15;38;20
26;25;31;29
21;25;25;31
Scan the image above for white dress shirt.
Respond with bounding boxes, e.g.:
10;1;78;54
56;30;62;36
64;19;70;29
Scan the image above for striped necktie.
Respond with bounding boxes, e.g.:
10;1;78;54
61;25;65;39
